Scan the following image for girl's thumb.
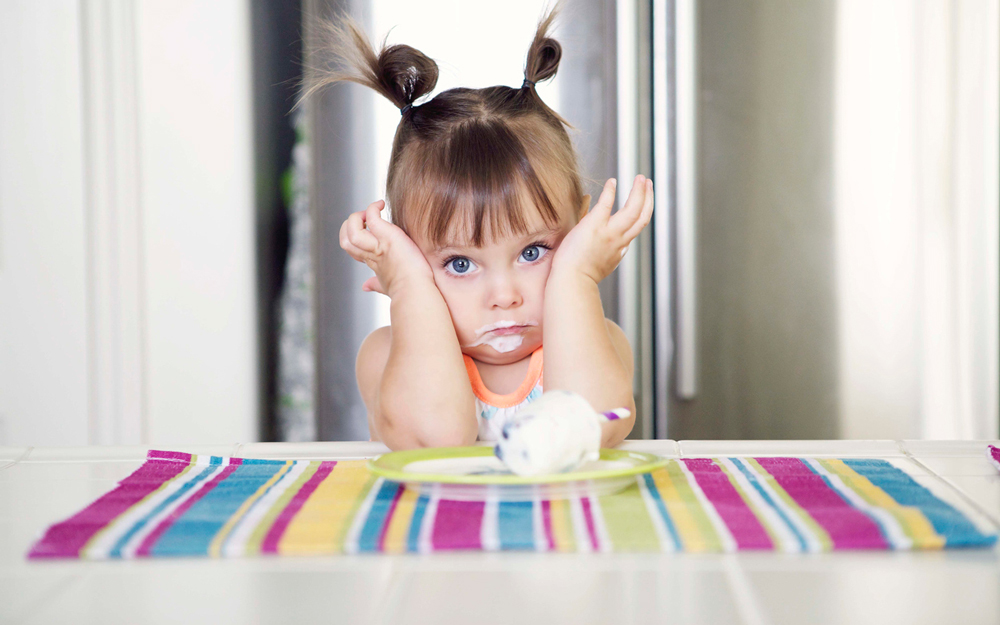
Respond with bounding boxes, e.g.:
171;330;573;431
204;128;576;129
362;275;386;295
364;200;387;233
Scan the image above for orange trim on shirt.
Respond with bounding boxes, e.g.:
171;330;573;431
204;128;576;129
463;347;543;408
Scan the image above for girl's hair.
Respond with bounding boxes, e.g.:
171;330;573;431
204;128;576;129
302;1;585;248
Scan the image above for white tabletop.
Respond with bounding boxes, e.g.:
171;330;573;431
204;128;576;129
2;440;998;624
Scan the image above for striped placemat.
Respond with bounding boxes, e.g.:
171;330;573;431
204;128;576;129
28;450;997;558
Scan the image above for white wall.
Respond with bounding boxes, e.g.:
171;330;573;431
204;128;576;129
136;1;257;445
0;0;258;447
0;2;90;446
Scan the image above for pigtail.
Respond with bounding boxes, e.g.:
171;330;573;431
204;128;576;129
523;3;563;88
299;12;438;112
520;1;574;130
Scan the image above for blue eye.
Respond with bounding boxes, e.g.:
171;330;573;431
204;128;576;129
520;244;549;263
444;256;476;275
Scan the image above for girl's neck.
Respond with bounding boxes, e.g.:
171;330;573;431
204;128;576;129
471;349;537;396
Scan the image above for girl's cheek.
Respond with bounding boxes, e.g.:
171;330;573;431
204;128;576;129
537;260;556;284
436;280;476;318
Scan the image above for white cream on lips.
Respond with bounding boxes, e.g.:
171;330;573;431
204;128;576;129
462;320;538;353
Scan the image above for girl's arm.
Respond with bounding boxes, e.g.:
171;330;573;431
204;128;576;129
342;200;477;450
542;175;654;447
542;271;635;447
374;276;478;449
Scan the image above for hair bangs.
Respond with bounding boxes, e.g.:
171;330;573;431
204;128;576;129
405;120;565;249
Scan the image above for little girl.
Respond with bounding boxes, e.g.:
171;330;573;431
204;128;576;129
309;3;653;450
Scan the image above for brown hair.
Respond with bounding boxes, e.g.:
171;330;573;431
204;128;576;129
302;1;584;248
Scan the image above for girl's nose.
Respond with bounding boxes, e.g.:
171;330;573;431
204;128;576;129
490;273;522;309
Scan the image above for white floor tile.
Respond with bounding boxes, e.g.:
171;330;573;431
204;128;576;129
913;455;1000;477
0;462;138;560
384;558;743;625
0;569;82;624
748;557;1000;625
902;439;1000;458
19;563;390;625
0;446;29;464
619;440;681;457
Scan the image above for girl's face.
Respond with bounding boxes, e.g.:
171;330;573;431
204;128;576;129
412;196;583;365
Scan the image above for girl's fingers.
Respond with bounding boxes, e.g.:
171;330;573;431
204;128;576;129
340;237;370;264
344;213;379;253
589;178;617;220
339;215;355;248
622;178;654;242
363;200;388;235
340;218;361;258
609;175;648;235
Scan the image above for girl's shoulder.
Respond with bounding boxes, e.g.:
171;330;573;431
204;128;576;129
604;317;625;336
356;326;391;397
357;325;392;359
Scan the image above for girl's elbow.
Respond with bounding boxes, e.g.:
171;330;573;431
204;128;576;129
378;421;417;451
377;405;477;449
375;407;419;450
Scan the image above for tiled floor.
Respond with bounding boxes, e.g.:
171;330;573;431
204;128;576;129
1;440;998;624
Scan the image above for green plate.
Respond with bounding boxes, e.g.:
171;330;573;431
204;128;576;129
367;446;668;485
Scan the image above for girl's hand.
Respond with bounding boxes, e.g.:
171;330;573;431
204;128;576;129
339;200;434;297
550;175;654;284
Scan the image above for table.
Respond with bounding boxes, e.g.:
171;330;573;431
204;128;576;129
2;440;998;624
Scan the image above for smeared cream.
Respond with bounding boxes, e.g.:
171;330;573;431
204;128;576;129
472;334;524;353
462;320;538;354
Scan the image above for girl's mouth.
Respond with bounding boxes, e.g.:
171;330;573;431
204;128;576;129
473;320;539;337
491;325;529;335
462;320;538;351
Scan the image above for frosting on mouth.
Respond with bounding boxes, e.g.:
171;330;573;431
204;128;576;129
470;334;525;353
462;320;537;353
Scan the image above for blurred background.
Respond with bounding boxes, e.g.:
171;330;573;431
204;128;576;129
1;0;997;447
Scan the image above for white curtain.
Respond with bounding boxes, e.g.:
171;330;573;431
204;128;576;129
835;0;999;439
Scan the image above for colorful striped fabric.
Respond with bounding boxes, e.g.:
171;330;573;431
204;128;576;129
28;450;997;558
